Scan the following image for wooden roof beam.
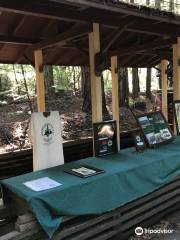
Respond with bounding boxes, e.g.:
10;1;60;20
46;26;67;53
0;0;179;39
15;46;28;64
129;55;149;67
119;55;135;67
0;1;83;23
138;55;159;68
13;15;27;36
109;38;176;57
102;23;132;54
58;0;180;26
0;0;129;27
33;24;92;50
126;24;180;37
0;35;39;45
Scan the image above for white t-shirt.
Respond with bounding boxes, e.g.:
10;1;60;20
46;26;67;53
30;111;64;171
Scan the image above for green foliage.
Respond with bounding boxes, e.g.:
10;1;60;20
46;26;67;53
103;70;112;91
53;66;81;91
53;66;72;90
0;64;35;100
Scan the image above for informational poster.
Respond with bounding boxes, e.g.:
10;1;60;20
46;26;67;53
23;177;62;191
93;120;117;157
137;111;174;147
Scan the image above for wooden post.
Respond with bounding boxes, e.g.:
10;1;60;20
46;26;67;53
111;56;120;151
173;38;180;133
173;39;180;101
160;60;168;120
34;49;45;112
89;23;102;123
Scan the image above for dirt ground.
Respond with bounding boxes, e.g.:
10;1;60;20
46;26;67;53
0;94;141;154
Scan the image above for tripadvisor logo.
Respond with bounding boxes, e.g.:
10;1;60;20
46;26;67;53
135;226;174;236
41;123;54;143
135;227;144;236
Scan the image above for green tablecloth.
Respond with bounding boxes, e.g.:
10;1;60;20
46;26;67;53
1;137;180;238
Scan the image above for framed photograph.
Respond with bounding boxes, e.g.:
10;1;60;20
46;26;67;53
132;130;146;153
174;100;180;135
64;165;105;178
93;120;117;157
136;111;174;148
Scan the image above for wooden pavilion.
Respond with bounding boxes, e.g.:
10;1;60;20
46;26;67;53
0;0;179;151
0;1;180;239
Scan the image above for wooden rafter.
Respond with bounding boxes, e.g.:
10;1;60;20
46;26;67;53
125;22;180;37
119;55;135;67
102;24;132;54
109;38;176;57
0;1;129;27
32;24;92;50
54;0;180;25
13;15;27;36
0;35;39;45
130;55;148;67
15;46;28;64
141;56;160;67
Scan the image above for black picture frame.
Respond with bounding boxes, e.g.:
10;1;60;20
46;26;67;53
132;130;146;153
64;165;105;178
136;111;174;148
93;120;117;157
173;100;180;135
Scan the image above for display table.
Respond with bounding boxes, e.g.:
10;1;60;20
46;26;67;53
1;137;180;238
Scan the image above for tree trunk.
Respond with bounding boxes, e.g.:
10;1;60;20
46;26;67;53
20;65;33;112
169;0;174;12
13;64;20;94
119;68;129;106
72;66;76;92
82;66;91;113
44;65;55;98
81;66;108;118
156;65;162;89
101;75;109;119
146;68;151;99
132;68;139;99
155;0;161;9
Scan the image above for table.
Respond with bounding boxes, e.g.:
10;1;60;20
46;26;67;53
1;137;180;238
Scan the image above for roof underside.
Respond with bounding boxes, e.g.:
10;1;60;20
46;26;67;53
0;0;179;67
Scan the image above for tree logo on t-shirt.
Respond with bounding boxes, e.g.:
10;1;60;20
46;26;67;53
41;123;54;143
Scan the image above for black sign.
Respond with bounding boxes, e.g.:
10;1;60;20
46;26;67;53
132;130;146;153
93;120;117;157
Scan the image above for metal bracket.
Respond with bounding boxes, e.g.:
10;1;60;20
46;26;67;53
95;53;109;77
39;65;44;73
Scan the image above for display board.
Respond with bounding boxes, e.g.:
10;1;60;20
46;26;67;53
136;111;174;148
174;100;180;135
65;165;105;178
132;130;146;153
93;120;117;156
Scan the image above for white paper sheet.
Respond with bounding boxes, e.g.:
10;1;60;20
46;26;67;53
23;177;62;191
